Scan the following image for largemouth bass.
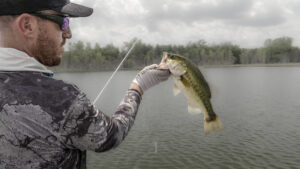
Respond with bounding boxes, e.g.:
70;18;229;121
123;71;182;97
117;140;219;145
159;52;223;134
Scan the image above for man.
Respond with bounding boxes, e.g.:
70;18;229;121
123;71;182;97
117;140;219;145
0;0;170;169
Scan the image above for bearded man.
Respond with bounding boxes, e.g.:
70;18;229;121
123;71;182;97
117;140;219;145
0;0;170;168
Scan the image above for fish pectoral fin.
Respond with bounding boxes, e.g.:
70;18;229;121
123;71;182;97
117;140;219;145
188;104;202;114
173;84;181;96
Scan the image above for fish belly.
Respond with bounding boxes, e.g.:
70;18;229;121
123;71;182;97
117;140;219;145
173;78;205;114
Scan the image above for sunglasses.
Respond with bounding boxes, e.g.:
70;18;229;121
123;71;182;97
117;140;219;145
30;12;69;31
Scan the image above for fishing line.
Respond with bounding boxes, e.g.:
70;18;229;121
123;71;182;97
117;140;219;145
93;40;138;105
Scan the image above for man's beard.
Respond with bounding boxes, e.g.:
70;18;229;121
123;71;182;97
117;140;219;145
31;27;63;67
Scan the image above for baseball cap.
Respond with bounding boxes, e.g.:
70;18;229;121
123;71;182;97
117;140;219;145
0;0;93;17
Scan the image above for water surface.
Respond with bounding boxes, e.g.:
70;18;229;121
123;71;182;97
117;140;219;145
56;67;300;169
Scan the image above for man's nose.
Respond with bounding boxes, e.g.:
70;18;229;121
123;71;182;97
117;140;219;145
63;27;72;39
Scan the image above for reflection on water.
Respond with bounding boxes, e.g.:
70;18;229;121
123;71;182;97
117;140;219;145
56;67;300;169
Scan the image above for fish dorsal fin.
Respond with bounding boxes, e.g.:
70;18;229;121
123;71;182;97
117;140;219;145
188;103;202;114
173;84;181;96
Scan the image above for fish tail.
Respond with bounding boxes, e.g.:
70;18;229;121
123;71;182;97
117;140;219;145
204;115;224;135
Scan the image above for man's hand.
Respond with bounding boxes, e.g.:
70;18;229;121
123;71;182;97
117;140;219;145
132;64;170;94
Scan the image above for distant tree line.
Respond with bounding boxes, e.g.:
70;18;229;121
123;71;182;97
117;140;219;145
53;37;300;72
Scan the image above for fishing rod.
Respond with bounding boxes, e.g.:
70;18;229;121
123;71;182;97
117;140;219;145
93;40;138;105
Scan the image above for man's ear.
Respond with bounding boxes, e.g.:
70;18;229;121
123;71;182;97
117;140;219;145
14;14;38;39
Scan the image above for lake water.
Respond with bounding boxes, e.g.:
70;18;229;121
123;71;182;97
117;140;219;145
56;67;300;169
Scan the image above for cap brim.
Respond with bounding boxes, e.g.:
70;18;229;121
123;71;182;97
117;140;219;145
60;3;93;17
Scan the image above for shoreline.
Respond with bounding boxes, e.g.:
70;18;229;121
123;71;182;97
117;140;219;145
52;63;300;73
201;63;300;68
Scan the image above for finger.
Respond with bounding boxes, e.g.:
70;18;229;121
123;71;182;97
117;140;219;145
140;64;158;74
147;64;158;69
156;69;171;79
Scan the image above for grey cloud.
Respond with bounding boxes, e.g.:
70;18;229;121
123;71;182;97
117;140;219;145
231;12;286;27
285;1;300;15
67;0;299;48
230;1;287;27
139;0;287;31
74;0;286;32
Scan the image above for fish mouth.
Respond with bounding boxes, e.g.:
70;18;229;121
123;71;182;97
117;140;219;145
157;63;169;70
157;53;169;70
157;53;181;72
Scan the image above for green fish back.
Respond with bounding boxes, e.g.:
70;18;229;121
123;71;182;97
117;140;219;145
182;58;211;99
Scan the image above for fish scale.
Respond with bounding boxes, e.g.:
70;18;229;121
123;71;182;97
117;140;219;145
183;68;215;120
161;52;223;134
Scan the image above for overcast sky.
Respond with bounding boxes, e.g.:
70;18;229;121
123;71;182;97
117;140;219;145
70;0;300;48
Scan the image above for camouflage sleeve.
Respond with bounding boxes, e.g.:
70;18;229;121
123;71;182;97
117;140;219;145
60;89;141;152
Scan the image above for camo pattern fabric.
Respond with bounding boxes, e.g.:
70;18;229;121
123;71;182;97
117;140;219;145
0;71;141;169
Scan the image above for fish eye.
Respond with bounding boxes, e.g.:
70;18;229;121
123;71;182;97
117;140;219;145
170;55;175;59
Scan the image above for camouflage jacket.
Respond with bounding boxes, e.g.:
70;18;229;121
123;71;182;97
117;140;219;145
0;48;142;169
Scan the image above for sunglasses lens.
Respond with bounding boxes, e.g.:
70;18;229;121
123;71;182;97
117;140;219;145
62;17;69;31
